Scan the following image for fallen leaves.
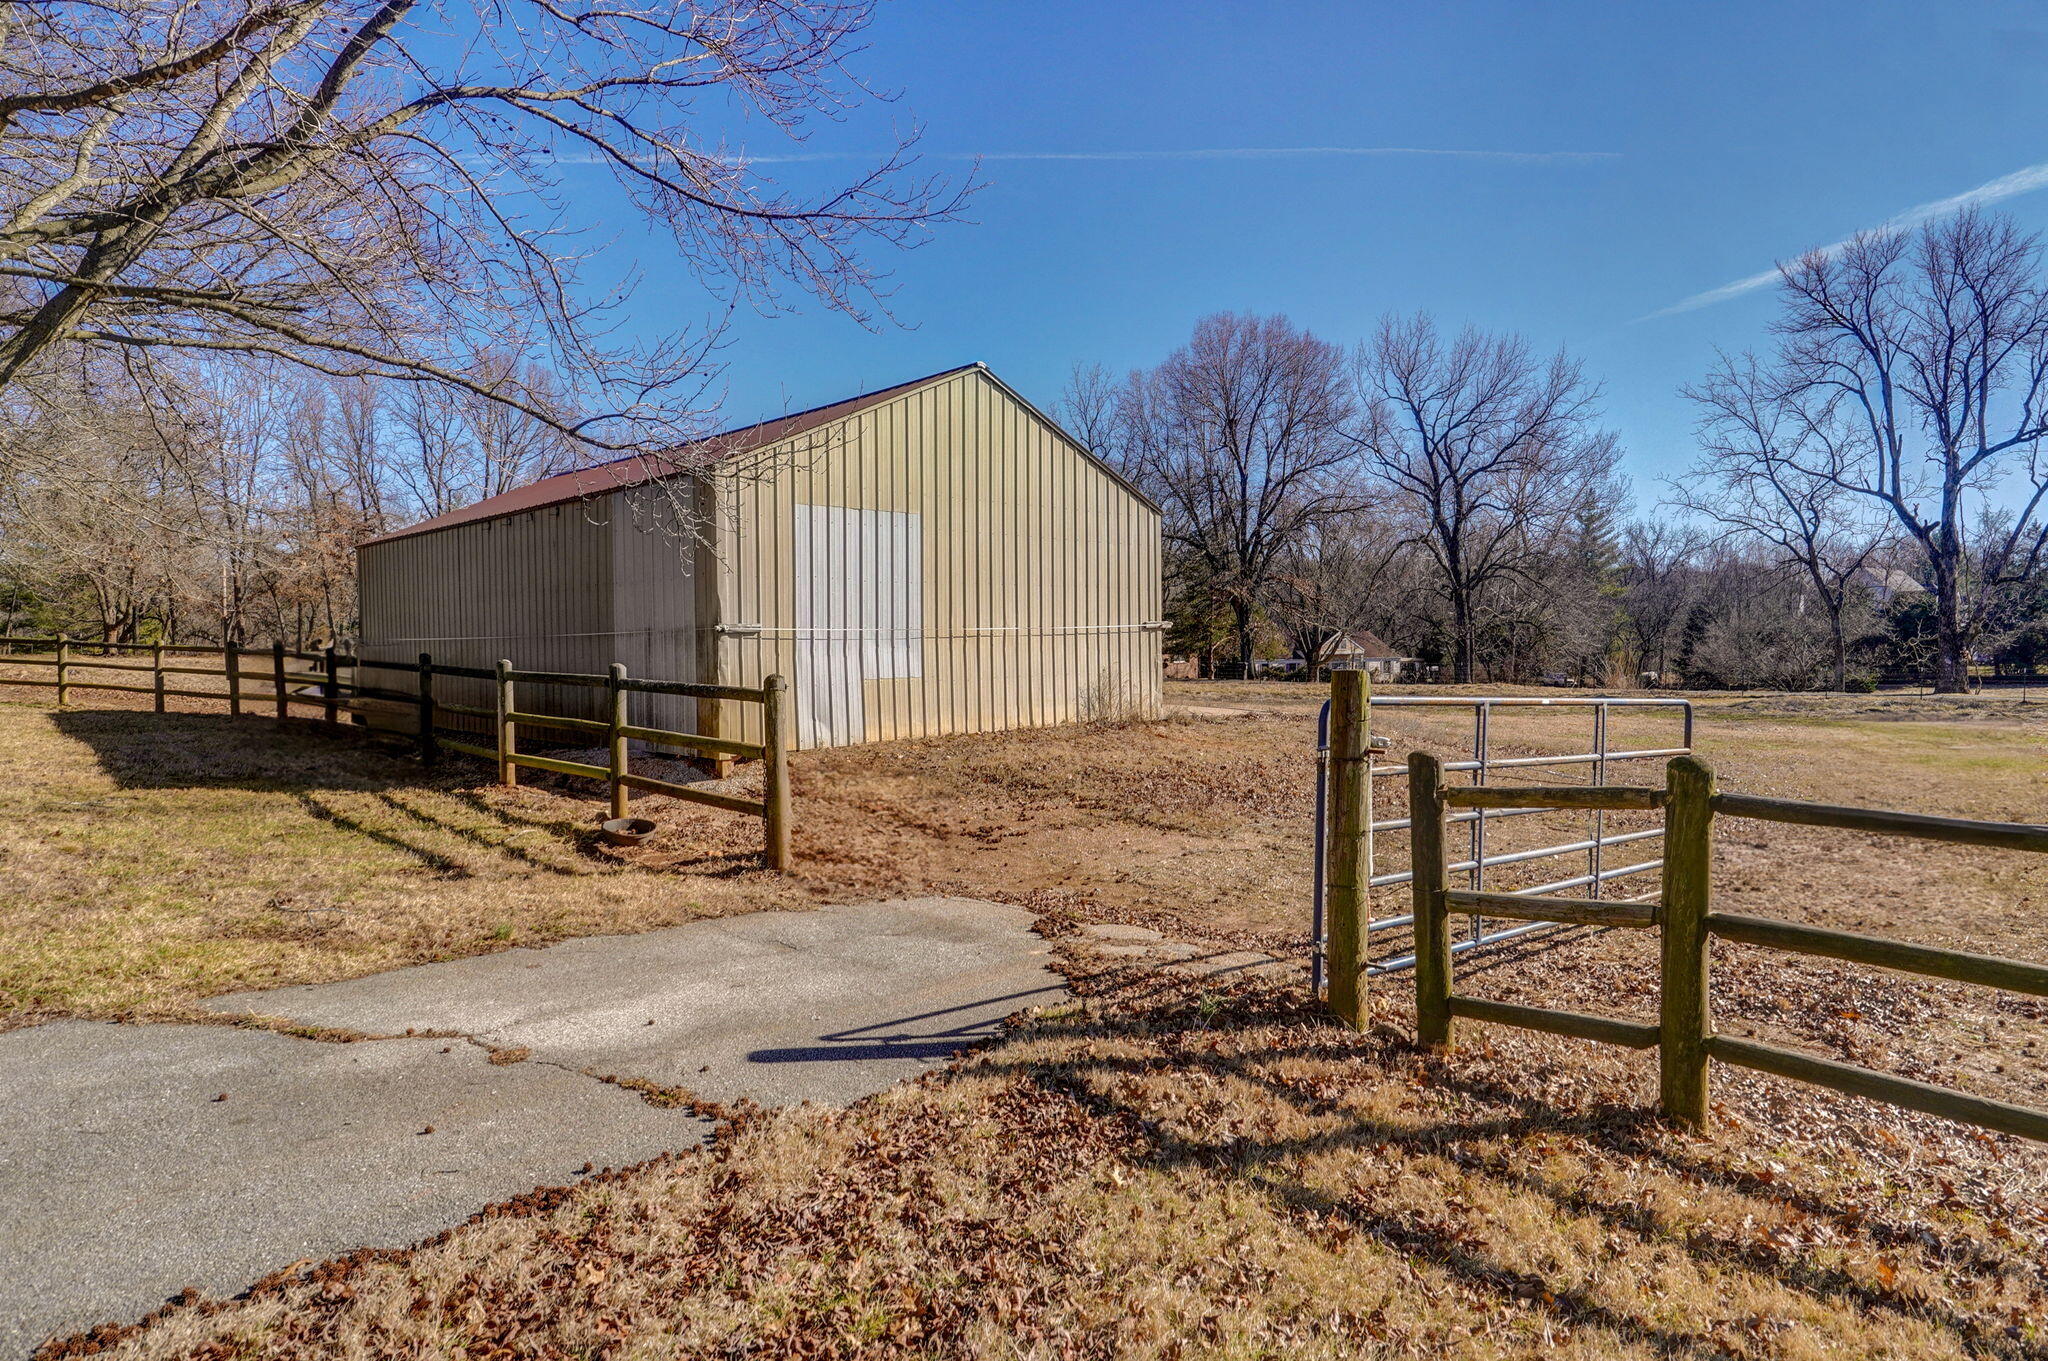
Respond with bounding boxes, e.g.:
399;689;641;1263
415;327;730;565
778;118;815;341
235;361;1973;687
47;968;2048;1361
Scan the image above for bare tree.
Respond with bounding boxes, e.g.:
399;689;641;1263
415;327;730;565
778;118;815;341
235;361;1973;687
1355;313;1621;683
1679;353;1888;689
1614;520;1702;683
387;349;579;516
1676;541;1841;690
1751;210;2048;692
0;0;971;457
1055;361;1123;457
1110;313;1367;671
1264;515;1401;672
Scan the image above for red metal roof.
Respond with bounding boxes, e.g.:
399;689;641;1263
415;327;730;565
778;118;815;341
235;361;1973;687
361;363;980;547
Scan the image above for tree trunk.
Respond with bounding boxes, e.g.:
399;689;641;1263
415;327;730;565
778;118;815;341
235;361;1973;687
1450;589;1475;684
1933;572;1970;694
1830;616;1848;692
1232;600;1256;675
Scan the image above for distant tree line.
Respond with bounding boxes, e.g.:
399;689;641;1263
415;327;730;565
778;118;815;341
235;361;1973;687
0;348;585;647
1070;208;2048;694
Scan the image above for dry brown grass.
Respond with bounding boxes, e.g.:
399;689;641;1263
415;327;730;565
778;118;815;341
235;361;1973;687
0;698;812;1027
60;960;2048;1360
12;676;2048;1357
8;677;2047;1106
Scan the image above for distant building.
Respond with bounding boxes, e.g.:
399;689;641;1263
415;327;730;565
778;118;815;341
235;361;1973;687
1319;630;1410;680
1852;565;1929;606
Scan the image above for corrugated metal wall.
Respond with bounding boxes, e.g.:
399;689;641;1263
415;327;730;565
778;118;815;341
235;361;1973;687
356;493;703;735
358;366;1163;751
712;366;1163;749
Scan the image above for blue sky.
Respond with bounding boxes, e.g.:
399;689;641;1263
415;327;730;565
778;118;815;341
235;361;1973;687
556;0;2048;499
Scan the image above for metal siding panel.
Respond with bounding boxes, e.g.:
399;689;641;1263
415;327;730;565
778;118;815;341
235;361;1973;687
357;367;1160;752
609;487;700;738
358;500;615;728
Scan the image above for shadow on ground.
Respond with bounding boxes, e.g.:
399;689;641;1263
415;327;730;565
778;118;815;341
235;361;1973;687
49;709;774;883
963;968;2048;1357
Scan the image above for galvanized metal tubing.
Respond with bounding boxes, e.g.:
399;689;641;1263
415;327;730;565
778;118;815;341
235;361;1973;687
1316;693;1694;983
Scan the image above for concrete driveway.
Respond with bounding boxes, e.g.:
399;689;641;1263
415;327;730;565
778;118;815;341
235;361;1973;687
0;898;1064;1357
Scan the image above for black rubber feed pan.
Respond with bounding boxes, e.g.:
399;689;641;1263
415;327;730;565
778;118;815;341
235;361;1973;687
600;817;658;847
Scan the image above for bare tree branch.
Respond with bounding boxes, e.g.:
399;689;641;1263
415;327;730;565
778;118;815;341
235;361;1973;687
0;0;975;456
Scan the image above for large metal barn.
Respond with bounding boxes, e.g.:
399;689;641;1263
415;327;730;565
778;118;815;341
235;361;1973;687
355;363;1165;750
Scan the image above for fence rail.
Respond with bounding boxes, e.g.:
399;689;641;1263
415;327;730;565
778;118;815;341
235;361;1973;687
1391;748;2048;1144
2;634;342;716
0;634;792;870
1311;677;1692;1002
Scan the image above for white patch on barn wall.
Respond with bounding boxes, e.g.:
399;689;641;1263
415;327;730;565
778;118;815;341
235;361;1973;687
792;504;924;747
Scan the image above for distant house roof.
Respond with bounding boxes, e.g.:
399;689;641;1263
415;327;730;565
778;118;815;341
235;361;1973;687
1855;565;1930;597
1327;630;1401;659
363;363;981;547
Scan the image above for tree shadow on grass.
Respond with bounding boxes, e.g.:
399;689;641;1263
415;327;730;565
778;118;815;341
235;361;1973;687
49;710;617;876
51;710;425;793
974;982;2038;1358
51;710;765;882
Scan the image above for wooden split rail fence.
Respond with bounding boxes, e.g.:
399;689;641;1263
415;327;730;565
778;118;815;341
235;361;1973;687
0;633;348;720
1388;751;2048;1142
0;634;791;871
423;658;791;872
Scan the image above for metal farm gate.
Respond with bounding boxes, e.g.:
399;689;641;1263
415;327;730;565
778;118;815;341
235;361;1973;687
1311;694;1694;995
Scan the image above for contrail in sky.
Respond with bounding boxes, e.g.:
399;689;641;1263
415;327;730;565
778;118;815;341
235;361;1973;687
1648;158;2048;318
545;145;1617;167
740;146;1618;165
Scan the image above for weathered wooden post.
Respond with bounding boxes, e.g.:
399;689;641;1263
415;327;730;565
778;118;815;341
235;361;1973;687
1324;668;1371;1029
607;662;630;821
226;641;242;717
1661;754;1716;1129
762;673;791;872
55;632;70;706
1409;751;1454;1048
415;652;438;764
322;646;339;728
271;640;288;724
495;659;516;787
152;643;166;714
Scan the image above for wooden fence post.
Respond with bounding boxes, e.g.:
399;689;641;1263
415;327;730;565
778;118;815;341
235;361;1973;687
271;640;288;724
495;659;516;787
226;641;242;717
608;662;630;821
55;632;70;706
763;673;791;872
415;652;438;764
152;643;165;714
322;646;339;728
1410;751;1454;1048
1661;754;1717;1129
1325;668;1371;1029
